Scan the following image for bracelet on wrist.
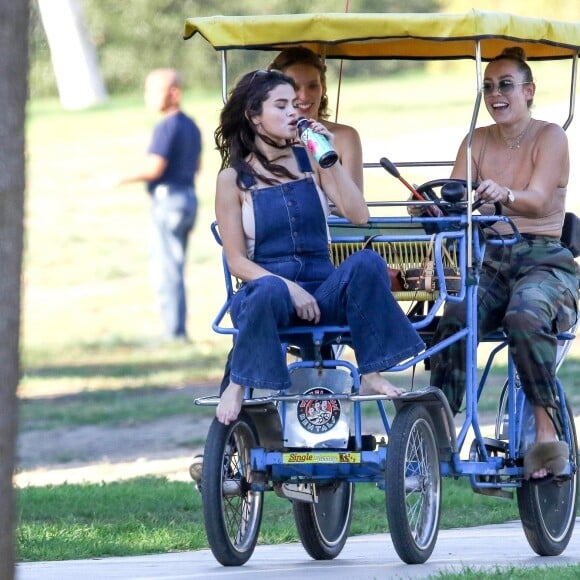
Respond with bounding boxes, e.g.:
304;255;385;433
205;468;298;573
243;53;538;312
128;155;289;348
503;187;515;206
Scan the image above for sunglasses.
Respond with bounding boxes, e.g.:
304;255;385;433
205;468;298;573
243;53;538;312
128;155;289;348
248;69;287;86
482;79;529;96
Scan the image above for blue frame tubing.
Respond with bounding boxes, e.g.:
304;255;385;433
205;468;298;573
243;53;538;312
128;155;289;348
204;198;578;493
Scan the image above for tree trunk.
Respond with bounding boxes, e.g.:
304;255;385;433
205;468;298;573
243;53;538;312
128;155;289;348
0;0;28;578
37;0;108;109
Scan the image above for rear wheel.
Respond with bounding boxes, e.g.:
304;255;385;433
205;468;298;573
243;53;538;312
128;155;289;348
517;397;578;556
202;412;263;566
293;481;354;560
386;404;441;564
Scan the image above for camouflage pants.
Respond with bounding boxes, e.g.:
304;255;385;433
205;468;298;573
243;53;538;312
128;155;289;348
430;235;578;415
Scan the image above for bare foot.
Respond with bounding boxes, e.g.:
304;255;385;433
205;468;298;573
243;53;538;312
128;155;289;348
360;372;406;397
530;406;559;479
529;436;560;479
216;382;245;425
532;466;549;479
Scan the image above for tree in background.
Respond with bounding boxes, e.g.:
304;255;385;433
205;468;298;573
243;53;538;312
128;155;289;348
0;0;28;578
29;0;580;99
29;0;441;98
37;0;107;109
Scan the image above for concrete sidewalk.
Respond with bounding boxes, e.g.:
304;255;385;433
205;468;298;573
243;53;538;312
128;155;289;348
16;520;580;580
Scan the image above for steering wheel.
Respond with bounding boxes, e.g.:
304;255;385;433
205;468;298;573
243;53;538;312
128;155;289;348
415;178;501;215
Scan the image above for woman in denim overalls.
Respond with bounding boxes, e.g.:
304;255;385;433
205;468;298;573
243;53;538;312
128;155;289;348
214;70;424;425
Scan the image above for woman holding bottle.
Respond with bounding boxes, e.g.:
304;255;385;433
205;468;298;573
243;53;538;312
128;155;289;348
213;69;424;424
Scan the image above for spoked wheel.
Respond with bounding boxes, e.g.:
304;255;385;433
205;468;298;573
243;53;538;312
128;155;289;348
201;411;263;566
517;397;578;556
386;404;441;564
293;481;354;560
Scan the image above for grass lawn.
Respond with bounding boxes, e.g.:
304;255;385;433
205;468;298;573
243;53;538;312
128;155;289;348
17;475;523;562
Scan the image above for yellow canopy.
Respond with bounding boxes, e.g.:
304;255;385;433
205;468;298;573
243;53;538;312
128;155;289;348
184;10;580;60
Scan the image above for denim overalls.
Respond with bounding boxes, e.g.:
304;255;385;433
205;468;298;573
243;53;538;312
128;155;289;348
229;147;424;390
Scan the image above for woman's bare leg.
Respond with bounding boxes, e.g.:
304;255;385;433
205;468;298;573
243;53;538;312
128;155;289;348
216;382;245;425
360;372;406;397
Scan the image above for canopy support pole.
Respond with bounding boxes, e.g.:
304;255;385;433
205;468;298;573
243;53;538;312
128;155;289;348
563;52;578;131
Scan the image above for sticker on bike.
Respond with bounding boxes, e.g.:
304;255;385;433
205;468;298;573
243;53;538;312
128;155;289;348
297;387;341;434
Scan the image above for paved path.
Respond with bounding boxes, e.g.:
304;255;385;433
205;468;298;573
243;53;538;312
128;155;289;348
17;519;580;580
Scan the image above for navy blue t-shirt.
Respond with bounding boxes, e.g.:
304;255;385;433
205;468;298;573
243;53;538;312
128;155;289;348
147;111;202;194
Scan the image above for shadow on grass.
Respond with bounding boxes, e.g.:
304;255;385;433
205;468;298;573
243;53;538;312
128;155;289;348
20;384;218;431
23;355;225;381
22;336;230;382
19;339;227;428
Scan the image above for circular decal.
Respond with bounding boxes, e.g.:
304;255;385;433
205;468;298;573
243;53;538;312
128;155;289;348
297;387;341;434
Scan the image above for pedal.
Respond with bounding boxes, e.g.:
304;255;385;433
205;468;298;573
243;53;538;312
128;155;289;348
274;482;318;503
189;454;203;493
468;438;512;499
480;437;508;454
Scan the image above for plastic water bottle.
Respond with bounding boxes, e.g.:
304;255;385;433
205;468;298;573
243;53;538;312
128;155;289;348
296;117;338;168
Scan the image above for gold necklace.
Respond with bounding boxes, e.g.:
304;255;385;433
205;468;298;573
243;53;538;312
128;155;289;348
500;119;532;150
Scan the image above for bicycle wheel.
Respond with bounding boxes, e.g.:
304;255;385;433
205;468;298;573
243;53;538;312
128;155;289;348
201;411;263;566
386;404;441;564
517;397;578;556
293;481;354;560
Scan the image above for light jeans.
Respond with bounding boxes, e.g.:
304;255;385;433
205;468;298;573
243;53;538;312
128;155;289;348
150;185;197;339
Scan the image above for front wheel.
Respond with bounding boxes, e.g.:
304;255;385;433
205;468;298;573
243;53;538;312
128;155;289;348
293;481;354;560
201;412;263;566
386;404;441;564
517;397;578;556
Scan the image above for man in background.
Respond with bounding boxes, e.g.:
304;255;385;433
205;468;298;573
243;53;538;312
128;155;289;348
117;68;202;341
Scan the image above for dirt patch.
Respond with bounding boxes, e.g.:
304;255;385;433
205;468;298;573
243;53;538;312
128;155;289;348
15;414;212;487
15;385;219;488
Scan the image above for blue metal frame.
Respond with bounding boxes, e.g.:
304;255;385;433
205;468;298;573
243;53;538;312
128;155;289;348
200;211;577;490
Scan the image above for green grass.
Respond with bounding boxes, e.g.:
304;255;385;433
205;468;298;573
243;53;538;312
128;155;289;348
17;478;205;561
20;386;215;431
436;568;580;579
17;476;522;562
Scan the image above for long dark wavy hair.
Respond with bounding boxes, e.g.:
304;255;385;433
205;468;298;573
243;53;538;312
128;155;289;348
214;69;298;189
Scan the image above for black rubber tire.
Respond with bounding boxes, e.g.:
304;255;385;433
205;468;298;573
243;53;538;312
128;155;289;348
201;412;263;566
293;481;354;560
517;397;578;556
385;404;441;564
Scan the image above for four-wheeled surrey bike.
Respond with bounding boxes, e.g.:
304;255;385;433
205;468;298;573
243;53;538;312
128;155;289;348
185;10;580;566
